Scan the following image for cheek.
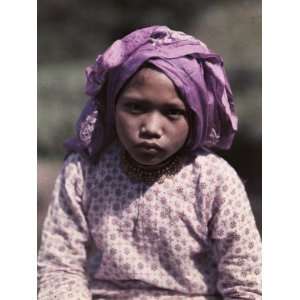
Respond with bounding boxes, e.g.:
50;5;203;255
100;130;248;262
167;121;190;150
171;120;190;142
115;112;138;141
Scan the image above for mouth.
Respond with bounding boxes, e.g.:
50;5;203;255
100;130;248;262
135;142;163;153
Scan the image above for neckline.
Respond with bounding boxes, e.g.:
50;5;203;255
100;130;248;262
120;150;184;184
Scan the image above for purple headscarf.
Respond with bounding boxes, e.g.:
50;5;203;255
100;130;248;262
65;25;238;162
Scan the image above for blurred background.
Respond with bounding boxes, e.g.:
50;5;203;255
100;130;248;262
38;0;261;247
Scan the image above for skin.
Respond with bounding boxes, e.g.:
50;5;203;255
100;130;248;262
115;67;190;168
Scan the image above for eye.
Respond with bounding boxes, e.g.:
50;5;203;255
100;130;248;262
164;108;186;119
124;102;145;114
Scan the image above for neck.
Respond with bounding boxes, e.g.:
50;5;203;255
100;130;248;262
125;152;178;171
120;149;184;184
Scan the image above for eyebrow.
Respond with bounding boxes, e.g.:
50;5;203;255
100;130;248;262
120;95;186;110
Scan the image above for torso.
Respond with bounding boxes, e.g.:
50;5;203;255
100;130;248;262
80;142;227;299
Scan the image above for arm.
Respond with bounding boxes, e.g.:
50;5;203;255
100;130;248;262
38;154;92;300
209;160;261;300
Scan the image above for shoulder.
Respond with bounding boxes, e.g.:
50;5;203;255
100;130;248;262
64;152;85;166
190;149;243;189
97;141;122;165
62;152;88;177
62;142;120;175
192;149;237;175
190;151;251;218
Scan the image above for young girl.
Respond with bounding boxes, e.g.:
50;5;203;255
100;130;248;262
38;26;261;300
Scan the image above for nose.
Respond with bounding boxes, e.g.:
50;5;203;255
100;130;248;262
140;112;163;139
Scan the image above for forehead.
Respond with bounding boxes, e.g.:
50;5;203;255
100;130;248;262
119;67;185;106
128;67;165;84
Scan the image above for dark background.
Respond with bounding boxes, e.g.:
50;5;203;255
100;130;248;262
38;0;261;246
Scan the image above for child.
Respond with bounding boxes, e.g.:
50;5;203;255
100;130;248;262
38;26;261;300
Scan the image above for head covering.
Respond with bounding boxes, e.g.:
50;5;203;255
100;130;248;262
65;25;238;162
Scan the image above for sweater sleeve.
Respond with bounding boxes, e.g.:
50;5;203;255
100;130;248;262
209;160;261;300
38;154;92;300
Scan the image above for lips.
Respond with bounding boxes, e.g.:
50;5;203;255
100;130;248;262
135;142;163;152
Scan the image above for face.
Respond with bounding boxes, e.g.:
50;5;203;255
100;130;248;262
115;67;189;167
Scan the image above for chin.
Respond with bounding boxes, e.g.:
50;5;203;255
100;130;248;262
127;150;162;165
134;155;163;166
133;152;177;169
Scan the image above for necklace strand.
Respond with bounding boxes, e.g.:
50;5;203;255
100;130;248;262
120;151;183;184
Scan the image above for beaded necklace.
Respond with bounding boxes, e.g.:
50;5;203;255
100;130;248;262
120;150;183;184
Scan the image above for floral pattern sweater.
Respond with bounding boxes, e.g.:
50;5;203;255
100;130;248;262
38;143;261;300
